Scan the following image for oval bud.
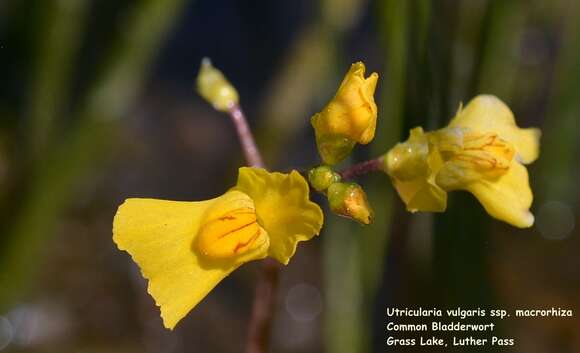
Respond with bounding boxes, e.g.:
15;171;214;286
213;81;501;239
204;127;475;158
308;165;341;192
196;58;239;112
327;182;373;225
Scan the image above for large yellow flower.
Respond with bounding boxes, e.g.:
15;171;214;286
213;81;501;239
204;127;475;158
384;95;540;228
113;167;323;329
311;62;379;164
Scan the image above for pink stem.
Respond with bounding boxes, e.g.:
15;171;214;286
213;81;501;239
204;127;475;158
245;259;280;353
227;103;277;353
228;104;265;168
338;156;384;180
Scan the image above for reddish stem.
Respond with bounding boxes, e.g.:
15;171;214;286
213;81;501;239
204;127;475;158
227;103;278;353
228;104;265;168
338;156;385;180
245;259;280;353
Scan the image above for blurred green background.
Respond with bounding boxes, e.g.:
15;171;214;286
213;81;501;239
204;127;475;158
0;0;579;352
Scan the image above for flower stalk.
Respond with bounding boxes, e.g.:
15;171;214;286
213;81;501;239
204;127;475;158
245;259;280;353
228;104;265;168
338;156;384;180
226;103;279;353
197;59;282;352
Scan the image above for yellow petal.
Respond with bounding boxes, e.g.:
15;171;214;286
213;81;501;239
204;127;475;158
333;62;379;144
196;191;269;260
449;95;540;164
113;190;268;330
234;167;324;265
311;132;356;165
385;127;431;181
464;162;534;228
384;127;447;212
391;177;447;213
435;130;515;189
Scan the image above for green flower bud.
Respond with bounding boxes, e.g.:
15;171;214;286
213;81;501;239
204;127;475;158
196;58;239;112
327;182;374;225
308;165;342;192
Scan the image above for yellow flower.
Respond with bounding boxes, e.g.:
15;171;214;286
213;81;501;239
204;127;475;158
113;167;323;329
311;62;379;164
384;95;540;228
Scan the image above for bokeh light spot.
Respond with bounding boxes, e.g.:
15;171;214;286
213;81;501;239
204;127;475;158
285;283;323;322
0;316;13;351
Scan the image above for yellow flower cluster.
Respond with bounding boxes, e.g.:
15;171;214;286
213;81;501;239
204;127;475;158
113;58;542;334
308;62;378;223
113;167;323;329
384;95;540;228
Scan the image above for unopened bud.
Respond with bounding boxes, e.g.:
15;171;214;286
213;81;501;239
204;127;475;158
327;182;373;225
311;62;378;164
308;165;341;192
196;58;239;112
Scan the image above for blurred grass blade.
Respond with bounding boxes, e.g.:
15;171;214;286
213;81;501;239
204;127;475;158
84;0;186;120
538;2;580;203
257;0;367;164
323;1;410;352
323;219;365;353
257;25;334;163
28;0;88;154
433;1;524;325
448;0;487;104
358;0;414;304
0;0;187;309
379;0;408;143
473;0;525;97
